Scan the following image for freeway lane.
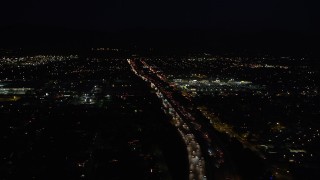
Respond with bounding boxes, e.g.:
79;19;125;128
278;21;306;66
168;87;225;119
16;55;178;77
128;59;207;180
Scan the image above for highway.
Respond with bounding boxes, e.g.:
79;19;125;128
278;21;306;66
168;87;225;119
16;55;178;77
128;59;207;180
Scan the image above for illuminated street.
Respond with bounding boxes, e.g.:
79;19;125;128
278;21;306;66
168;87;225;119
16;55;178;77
128;59;207;180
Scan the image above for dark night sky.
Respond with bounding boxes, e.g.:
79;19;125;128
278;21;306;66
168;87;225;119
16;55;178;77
0;0;319;53
1;0;317;31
